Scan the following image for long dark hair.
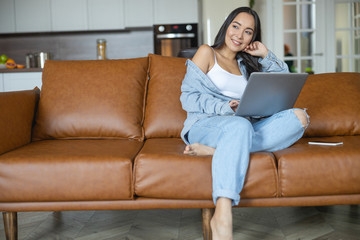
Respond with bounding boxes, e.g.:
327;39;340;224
211;7;262;78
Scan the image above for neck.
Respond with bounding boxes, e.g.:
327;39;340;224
216;45;238;61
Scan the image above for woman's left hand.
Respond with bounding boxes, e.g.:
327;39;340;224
229;100;240;112
243;41;269;59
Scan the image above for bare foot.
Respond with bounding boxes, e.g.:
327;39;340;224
183;143;215;156
211;198;233;240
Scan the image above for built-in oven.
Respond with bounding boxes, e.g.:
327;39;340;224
153;23;198;57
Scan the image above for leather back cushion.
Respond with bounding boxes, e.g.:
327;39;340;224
144;54;187;138
0;88;39;155
32;58;148;140
294;72;360;137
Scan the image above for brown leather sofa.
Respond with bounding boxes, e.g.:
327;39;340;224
1;54;359;240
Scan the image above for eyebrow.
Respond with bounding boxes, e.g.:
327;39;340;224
233;21;254;32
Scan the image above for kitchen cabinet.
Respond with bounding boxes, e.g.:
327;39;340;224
0;74;4;91
153;0;198;24
125;0;153;27
15;0;51;32
0;0;16;33
1;0;199;34
2;72;42;92
88;0;125;30
51;0;88;31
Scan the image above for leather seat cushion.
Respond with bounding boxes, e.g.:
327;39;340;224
134;138;279;200
32;58;148;141
274;136;360;197
0;140;143;202
143;54;187;138
294;72;360;137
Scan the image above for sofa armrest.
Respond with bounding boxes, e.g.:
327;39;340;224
0;88;40;155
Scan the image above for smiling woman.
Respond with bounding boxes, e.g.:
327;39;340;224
179;6;309;240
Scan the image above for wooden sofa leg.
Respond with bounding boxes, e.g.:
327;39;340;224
3;212;18;240
201;208;214;240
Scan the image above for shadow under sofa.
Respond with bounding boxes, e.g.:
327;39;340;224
0;54;359;240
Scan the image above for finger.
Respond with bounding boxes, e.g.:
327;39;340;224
231;102;239;107
251;43;258;50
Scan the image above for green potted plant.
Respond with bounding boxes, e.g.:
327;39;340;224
249;0;255;8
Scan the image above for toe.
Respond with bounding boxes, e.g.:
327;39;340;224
184;145;194;155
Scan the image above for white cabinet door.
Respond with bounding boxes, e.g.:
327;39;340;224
0;0;16;33
0;74;4;92
15;0;51;32
88;0;125;30
125;0;153;27
153;0;198;24
3;72;42;92
51;0;88;31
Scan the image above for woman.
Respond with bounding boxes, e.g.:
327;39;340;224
180;7;309;240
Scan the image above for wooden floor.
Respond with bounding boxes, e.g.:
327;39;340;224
0;205;359;240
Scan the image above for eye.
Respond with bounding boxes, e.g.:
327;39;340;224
245;30;253;35
232;24;239;29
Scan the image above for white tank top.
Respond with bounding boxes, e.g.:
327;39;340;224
206;49;247;99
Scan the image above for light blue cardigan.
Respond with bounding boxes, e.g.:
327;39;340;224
180;51;289;144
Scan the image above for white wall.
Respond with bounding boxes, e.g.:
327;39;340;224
253;0;270;47
201;0;249;45
253;0;283;58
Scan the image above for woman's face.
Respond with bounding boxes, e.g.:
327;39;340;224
225;12;255;52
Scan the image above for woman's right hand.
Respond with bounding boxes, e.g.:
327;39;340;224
244;41;269;59
229;100;240;112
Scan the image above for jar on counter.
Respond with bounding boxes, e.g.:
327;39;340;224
36;52;52;68
25;53;36;68
97;39;107;60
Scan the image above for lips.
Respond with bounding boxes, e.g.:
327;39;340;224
232;39;241;46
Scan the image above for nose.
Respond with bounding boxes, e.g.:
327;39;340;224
237;30;244;40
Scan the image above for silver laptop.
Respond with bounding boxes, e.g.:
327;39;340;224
235;72;308;117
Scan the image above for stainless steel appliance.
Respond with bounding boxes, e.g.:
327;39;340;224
154;24;198;57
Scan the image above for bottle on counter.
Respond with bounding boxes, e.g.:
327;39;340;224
97;39;107;60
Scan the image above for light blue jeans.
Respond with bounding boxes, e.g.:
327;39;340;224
187;108;309;206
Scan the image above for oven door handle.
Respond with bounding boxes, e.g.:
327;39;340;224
156;33;195;39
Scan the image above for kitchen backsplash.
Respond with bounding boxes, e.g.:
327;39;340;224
0;28;153;65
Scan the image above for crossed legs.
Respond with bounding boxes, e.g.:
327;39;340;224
184;109;308;240
184;109;308;156
186;116;253;240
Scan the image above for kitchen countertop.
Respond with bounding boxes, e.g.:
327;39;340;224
0;68;43;73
